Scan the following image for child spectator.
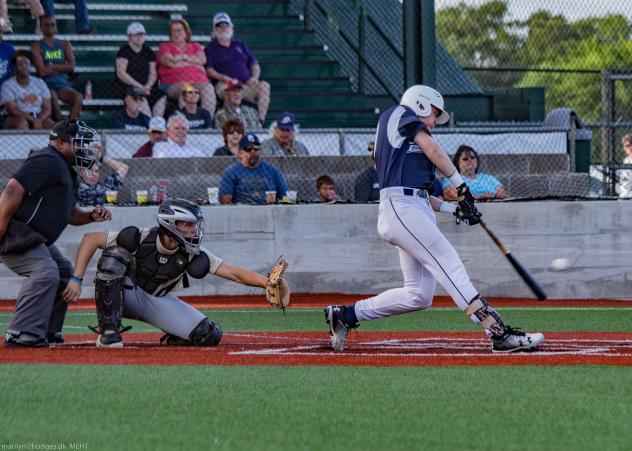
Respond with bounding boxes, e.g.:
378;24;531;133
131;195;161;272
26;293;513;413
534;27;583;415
31;15;82;120
77;155;129;206
314;175;339;203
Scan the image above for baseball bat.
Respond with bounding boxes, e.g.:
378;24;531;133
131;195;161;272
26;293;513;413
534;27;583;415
478;219;547;301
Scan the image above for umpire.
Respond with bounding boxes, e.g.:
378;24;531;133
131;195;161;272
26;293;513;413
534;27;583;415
0;119;111;347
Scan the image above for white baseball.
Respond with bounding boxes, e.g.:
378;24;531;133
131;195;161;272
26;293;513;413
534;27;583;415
550;258;571;271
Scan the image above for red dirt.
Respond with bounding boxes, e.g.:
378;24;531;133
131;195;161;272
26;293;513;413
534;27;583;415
2;331;631;367
1;294;630;312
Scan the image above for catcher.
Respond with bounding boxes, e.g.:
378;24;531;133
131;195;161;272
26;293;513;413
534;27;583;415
61;198;290;348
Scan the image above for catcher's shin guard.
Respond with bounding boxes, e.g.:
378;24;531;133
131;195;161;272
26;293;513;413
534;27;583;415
89;246;133;345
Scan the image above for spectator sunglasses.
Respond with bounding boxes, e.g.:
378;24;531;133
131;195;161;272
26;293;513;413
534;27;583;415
242;146;261;152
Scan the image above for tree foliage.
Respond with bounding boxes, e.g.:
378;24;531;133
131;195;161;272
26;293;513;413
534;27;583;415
436;0;632;120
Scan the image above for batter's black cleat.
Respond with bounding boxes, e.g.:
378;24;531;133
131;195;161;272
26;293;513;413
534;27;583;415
96;330;123;348
4;332;49;348
46;332;65;344
324;305;357;351
491;326;544;353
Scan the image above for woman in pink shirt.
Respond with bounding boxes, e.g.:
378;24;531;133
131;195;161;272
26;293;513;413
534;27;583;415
155;19;216;118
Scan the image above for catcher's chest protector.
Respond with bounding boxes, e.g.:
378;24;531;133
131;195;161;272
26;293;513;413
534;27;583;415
133;228;191;296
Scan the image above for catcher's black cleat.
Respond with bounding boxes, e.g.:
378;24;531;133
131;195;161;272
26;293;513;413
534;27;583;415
96;330;123;348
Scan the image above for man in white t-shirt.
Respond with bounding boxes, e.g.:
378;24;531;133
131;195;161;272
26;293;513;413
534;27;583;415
153;114;204;158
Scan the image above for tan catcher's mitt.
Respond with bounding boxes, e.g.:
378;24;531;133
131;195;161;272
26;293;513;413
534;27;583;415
266;257;291;311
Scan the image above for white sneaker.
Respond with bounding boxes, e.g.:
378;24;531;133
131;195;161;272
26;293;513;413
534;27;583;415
492;326;544;353
324;305;353;351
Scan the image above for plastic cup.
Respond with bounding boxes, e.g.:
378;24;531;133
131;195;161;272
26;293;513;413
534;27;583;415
286;190;297;203
105;190;118;204
136;190;148;205
265;190;277;204
207;187;219;205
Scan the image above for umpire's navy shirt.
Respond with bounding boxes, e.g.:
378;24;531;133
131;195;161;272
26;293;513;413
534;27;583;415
374;105;436;190
12;145;77;244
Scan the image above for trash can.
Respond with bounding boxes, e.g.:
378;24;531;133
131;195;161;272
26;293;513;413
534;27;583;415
543;108;592;173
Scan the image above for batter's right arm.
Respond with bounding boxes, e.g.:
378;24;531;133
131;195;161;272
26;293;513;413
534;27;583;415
62;232;108;303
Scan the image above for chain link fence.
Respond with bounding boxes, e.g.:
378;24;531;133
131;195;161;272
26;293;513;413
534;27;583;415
1;0;631;204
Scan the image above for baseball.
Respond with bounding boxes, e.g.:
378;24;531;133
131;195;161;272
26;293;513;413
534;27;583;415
550;258;571;271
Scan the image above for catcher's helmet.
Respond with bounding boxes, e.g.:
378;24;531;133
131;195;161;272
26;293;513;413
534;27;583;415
400;85;449;125
50;119;100;170
157;198;205;254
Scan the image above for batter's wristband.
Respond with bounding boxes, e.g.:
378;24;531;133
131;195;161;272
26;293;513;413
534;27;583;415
439;202;457;214
448;171;465;188
70;276;83;285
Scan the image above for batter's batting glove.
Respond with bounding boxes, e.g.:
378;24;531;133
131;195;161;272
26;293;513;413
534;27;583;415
455;184;482;226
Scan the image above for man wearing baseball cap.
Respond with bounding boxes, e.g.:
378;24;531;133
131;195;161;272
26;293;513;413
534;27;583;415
219;133;288;204
214;78;260;130
133;116;167;158
109;86;151;130
260;111;309;156
204;12;270;126
115;21;157;116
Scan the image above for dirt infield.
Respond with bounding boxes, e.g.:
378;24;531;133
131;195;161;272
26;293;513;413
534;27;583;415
2;331;632;367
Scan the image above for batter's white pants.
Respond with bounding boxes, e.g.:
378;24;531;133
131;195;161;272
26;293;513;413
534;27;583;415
354;187;480;322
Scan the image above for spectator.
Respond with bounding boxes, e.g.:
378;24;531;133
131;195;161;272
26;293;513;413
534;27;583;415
109;86;150;130
618;134;632;197
133;116;167;158
354;141;379;202
1;0;44;33
261;112;309;156
442;144;507;200
115;22;157;117
178;82;213;129
31;15;83;121
40;0;94;34
205;12;270;125
77;156;129;206
314;175;339;203
214;79;260;130
219;133;288;204
153;114;204;158
0;29;14;86
154;19;215;118
1;50;53;129
213;118;244;157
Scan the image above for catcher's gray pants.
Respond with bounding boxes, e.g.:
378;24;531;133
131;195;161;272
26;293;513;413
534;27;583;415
0;243;72;339
122;278;206;340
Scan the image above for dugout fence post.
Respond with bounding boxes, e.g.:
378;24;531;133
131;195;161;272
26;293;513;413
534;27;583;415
601;69;615;196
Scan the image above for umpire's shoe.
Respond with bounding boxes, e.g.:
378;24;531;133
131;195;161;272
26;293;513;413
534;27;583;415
96;330;123;348
324;305;357;351
491;326;544;353
46;332;65;344
4;332;49;348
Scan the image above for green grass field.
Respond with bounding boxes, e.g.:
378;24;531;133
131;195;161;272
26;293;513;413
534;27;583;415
1;306;632;451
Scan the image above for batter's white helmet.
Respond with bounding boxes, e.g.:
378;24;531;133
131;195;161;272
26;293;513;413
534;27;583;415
400;85;449;125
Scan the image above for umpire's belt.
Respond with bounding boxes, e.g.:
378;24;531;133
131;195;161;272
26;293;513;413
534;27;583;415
380;187;429;201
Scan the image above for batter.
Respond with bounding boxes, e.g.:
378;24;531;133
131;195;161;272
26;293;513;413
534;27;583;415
324;85;544;353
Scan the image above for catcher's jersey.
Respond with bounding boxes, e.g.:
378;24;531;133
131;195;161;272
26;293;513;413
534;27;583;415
374;105;436;190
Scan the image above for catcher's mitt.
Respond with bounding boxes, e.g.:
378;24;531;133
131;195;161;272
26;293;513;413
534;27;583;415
266;257;290;311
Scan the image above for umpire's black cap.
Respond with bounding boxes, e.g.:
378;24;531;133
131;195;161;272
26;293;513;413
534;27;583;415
49;119;79;142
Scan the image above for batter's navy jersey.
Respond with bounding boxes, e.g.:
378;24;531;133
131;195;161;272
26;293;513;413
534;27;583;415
374;105;436;190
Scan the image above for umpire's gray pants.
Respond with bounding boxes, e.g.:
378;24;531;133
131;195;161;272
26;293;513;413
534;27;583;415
122;278;206;340
0;243;72;338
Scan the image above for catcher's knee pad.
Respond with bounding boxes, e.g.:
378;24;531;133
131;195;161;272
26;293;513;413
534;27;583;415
189;318;223;347
91;246;133;335
464;296;506;336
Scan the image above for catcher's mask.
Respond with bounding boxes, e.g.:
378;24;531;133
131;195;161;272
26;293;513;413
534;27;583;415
50;119;100;171
157;198;205;254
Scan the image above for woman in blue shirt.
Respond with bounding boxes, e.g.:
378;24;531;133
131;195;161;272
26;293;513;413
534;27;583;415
442;144;507;200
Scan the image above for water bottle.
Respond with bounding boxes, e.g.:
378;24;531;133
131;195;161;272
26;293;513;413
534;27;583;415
149;181;158;204
158;181;167;204
84;80;93;100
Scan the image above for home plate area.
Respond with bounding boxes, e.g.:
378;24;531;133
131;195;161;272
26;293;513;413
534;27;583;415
2;331;632;366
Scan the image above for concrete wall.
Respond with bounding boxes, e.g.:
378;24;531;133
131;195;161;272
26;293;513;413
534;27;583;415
1;200;631;300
